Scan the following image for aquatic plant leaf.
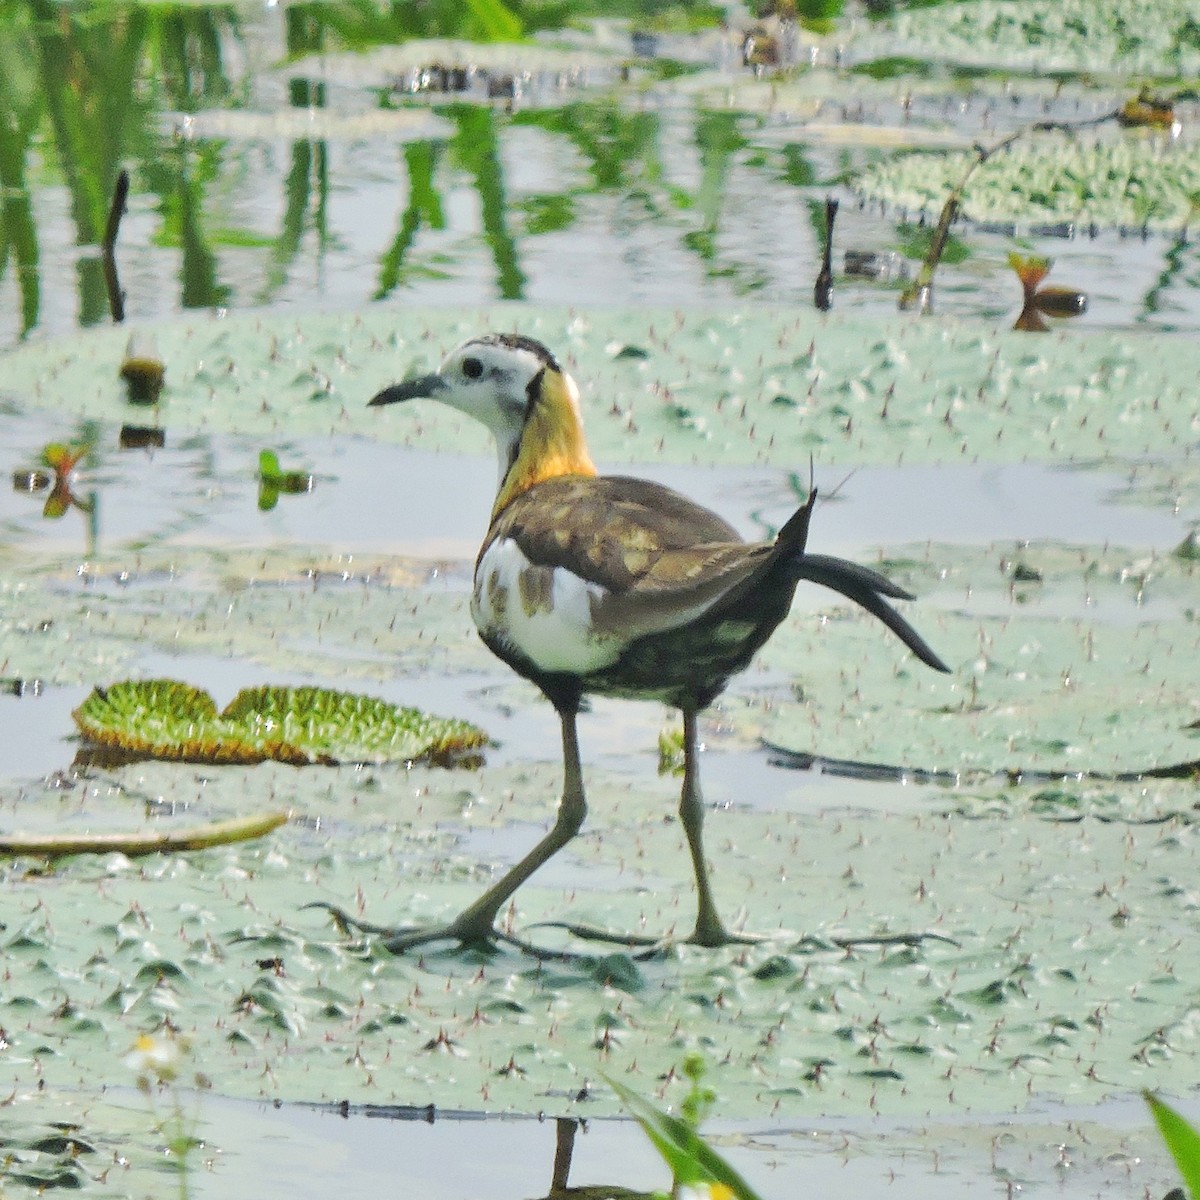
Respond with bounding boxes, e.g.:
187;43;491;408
41;442;87;472
72;679;487;766
761;543;1200;779
0;810;289;858
1;310;1198;1155
607;1075;765;1200
1147;1093;1200;1200
2;748;1200;1126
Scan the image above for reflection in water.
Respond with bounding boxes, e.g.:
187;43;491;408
375;139;446;299
257;448;315;511
542;1117;651;1200
119;424;166;450
11;436;99;553
102;168;131;322
1;0;1194;347
1009;253;1088;332
453;105;526;299
119;332;167;403
813;196;837;310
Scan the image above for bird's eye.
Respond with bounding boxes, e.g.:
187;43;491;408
462;357;484;379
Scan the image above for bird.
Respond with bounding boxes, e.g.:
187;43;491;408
354;332;948;953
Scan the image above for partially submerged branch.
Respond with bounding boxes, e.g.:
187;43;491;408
900;129;1023;311
898;104;1137;312
0;809;291;859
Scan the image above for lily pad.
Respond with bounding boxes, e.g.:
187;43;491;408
3;306;1200;470
0;542;482;689
756;534;1200;778
72;679;488;766
4;753;1200;1123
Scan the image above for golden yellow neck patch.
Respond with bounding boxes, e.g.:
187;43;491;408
493;367;596;517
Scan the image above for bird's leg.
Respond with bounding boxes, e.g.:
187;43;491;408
423;706;588;949
536;708;756;952
680;708;754;947
312;707;588;955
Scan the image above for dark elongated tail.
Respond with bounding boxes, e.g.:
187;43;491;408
776;489;950;674
796;554;949;673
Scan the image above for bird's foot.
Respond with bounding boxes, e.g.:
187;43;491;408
529;920;664;949
305;900;499;953
527;918;763;959
800;930;962;952
688;911;763;949
305;902;596;961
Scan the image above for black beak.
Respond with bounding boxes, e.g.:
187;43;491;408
369;373;447;406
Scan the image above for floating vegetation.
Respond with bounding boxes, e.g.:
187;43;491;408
40;441;89;474
0;1119;95;1191
3;751;1200;1122
0;4;1196;1197
763;577;1200;780
4;305;1200;469
856;133;1200;234
257;449;314;511
309;38;621;109
1117;90;1183;134
73;679;488;766
119;333;166;405
1009;254;1088;332
10;440;93;519
853;0;1200;76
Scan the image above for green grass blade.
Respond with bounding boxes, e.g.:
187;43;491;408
1146;1092;1200;1200
605;1075;765;1200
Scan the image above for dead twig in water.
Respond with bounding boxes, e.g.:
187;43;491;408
0;809;291;859
899;129;1023;312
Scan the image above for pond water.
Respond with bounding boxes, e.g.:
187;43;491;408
2;2;1199;1198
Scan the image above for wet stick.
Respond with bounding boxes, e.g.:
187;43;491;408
899;128;1023;311
0;810;291;859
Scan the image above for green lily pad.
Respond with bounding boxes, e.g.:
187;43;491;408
72;679;487;766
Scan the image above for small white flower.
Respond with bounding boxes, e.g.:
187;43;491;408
676;1185;735;1200
124;1032;184;1082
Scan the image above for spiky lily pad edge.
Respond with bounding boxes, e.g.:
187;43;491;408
72;679;489;767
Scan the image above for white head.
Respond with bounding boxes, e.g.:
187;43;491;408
370;333;589;488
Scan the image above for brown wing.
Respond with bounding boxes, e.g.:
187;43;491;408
482;475;744;586
483;475;778;643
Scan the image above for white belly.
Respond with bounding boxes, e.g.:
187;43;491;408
472;537;620;674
